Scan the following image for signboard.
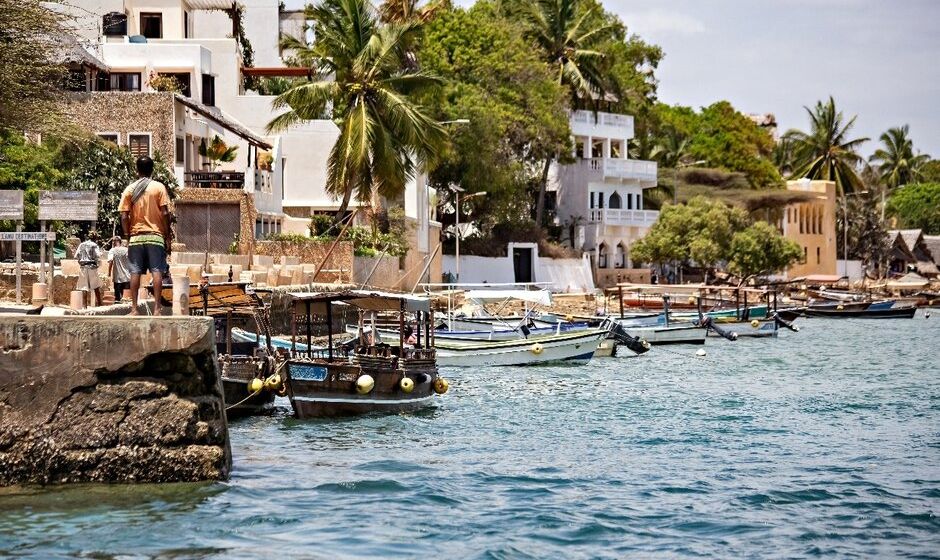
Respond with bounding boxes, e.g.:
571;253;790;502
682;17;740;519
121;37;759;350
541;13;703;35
0;191;24;221
38;190;98;221
0;231;56;242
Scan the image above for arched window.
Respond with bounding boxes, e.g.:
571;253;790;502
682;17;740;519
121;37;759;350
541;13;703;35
598;243;609;268
627;192;633;210
609;192;622;209
615;242;626;268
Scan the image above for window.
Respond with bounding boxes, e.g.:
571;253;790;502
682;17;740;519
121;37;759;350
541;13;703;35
609;192;621;209
158;72;191;97
128;134;151;158
202;74;216;106
184;11;189;38
96;72;111;91
175;137;185;163
140;12;162;39
597;193;604;209
817;247;821;265
110;72;141;91
589;192;595;209
98;133;119;145
597;245;608;268
627;192;633;210
65;69;88;92
803;246;808;264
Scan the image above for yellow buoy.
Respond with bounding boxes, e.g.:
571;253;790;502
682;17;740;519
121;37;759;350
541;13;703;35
248;378;264;393
264;373;281;391
400;377;415;393
836;304;844;310
433;377;449;394
687;296;696;305
565;314;574;322
530;343;544;355
750;319;760;328
355;374;375;395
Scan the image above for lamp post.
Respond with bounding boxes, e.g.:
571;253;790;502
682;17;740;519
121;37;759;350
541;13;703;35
448;184;486;283
840;190;868;277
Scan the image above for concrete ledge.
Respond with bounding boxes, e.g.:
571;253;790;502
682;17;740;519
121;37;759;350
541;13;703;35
0;316;231;485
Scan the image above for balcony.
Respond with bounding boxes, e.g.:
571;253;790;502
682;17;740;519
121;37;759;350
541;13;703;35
585;158;658;183
589;208;659;227
570;110;635;140
184;171;245;189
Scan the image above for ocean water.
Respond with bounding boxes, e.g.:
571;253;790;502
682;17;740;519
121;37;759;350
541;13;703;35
2;313;939;559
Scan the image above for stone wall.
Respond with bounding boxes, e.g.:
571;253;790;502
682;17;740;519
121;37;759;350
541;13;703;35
354;255;400;289
255;239;353;281
0;316;231;485
63;92;176;160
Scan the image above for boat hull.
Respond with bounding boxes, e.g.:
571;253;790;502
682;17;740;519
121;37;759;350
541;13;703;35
220;356;277;417
285;358;438;418
434;330;607;367
803;306;917;319
620;324;707;345
704;319;778;338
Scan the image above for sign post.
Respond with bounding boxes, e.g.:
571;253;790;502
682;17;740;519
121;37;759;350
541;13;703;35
0;191;26;303
36;191;99;295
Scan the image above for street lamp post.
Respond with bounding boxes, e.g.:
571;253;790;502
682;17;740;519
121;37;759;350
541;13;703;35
448;185;486;283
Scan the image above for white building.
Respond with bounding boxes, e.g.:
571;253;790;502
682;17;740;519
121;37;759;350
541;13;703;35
551;110;659;287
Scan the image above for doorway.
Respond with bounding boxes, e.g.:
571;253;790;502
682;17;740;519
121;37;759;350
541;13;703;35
513;247;533;283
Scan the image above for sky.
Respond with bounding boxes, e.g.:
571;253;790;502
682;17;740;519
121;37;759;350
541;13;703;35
284;0;940;158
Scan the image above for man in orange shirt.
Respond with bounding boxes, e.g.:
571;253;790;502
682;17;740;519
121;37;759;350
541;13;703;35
119;156;172;315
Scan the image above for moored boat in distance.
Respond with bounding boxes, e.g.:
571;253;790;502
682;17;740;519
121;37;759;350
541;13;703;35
284;291;448;418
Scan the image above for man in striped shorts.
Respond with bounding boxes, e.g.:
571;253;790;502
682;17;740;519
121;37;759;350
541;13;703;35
119;156;172;315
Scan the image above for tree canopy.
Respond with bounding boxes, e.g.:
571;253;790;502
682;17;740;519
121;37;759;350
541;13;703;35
886;182;940;235
728;221;802;279
869;125;930;190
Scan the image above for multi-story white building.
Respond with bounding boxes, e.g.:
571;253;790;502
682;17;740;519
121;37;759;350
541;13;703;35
551;110;658;287
61;0;441;285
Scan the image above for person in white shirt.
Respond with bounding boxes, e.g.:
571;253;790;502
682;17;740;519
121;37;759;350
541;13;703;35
75;231;103;307
107;236;131;301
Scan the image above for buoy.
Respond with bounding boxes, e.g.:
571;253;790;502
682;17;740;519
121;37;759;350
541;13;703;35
926;311;931;319
530;343;544;355
836;304;844;310
400;377;415;393
565;314;574;322
264;373;281;391
695;349;706;357
355;374;375;394
433;377;449;394
642;339;651;349
687;296;696;305
750;319;760;328
248;378;264;393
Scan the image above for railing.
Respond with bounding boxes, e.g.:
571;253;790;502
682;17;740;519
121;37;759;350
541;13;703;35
254;168;273;194
589;208;659;227
570;110;634;129
184;171;245;189
586;158;657;182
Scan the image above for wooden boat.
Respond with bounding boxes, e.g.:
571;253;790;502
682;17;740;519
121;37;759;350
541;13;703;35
284;291;446;418
703;318;778;338
159;281;278;417
619;323;707;345
802;304;917;319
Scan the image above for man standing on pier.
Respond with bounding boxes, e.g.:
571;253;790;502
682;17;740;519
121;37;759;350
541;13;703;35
119;156;172;315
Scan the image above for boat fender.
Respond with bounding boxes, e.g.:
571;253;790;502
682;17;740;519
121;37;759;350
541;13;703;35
400;377;415;393
433;377;449;394
264;373;282;391
750;319;760;328
925;311;931;319
565;314;574;322
687;296;696;305
836;304;844;310
695;349;707;357
530;343;544;355
355;375;375;395
248;378;264;393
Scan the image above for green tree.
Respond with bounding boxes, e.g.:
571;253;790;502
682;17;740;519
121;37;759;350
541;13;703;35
0;130;63;230
869;125;930;190
198;135;239;171
728;221;802;280
886;182;940;235
782;96;869;195
837;190;890;276
417;1;570;230
919;160;940;183
0;0;67;130
266;0;447;225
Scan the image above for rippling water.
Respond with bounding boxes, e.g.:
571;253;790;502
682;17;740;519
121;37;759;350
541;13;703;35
2;314;940;558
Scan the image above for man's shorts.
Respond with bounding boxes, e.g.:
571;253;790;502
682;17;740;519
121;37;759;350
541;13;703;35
77;266;102;291
128;234;169;275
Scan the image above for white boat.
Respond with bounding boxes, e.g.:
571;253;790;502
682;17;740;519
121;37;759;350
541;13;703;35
704;318;777;338
434;328;609;367
620;324;707;345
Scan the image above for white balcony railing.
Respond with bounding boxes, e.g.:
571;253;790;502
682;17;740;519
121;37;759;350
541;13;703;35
589;208;659;227
570;110;635;139
586;158;657;182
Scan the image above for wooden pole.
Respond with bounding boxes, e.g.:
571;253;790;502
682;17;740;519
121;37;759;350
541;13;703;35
291;305;297;356
15;222;22;304
305;300;312;358
359;243;390;288
410;242;442;293
325;299;333;362
618;285;624;319
312;209;358;283
39;221;46;284
398;299;405;355
226;309;233;356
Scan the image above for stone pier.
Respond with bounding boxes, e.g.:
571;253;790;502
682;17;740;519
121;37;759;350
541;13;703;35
0;316;231;485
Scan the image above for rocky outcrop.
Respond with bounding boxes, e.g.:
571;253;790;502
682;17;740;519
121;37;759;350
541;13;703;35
0;316;231;485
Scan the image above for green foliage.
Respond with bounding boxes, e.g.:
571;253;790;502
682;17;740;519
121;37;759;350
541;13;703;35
782;96;869;195
728;221;802;279
837;191;890;270
886;182;940;235
309;214;334;237
919;160;940;183
0;130;62;229
648;102;780;189
869;125;930;190
148;72;183;93
347;226;409;257
631;196;749;269
198;135;239;170
417;1;570;228
0;0;67;130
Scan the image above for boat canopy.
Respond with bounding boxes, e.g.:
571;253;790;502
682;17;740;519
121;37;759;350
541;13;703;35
159;282;261;315
290;290;431;314
464;289;552;306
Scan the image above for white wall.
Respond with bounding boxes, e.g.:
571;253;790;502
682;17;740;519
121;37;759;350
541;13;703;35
442;255;516;285
193;0;283;67
442;244;595;292
837;260;864;282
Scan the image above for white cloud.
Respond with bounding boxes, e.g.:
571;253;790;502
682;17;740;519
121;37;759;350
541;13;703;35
622;9;706;36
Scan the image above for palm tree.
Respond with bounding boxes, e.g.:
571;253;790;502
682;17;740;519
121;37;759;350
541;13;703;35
198;135;238;171
782;96;869;196
520;0;616;225
649;127;690;205
869;125;930;190
266;0;447;224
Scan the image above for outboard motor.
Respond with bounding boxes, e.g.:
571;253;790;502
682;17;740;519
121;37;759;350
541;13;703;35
699;316;738;341
610;322;651;355
771;312;800;332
